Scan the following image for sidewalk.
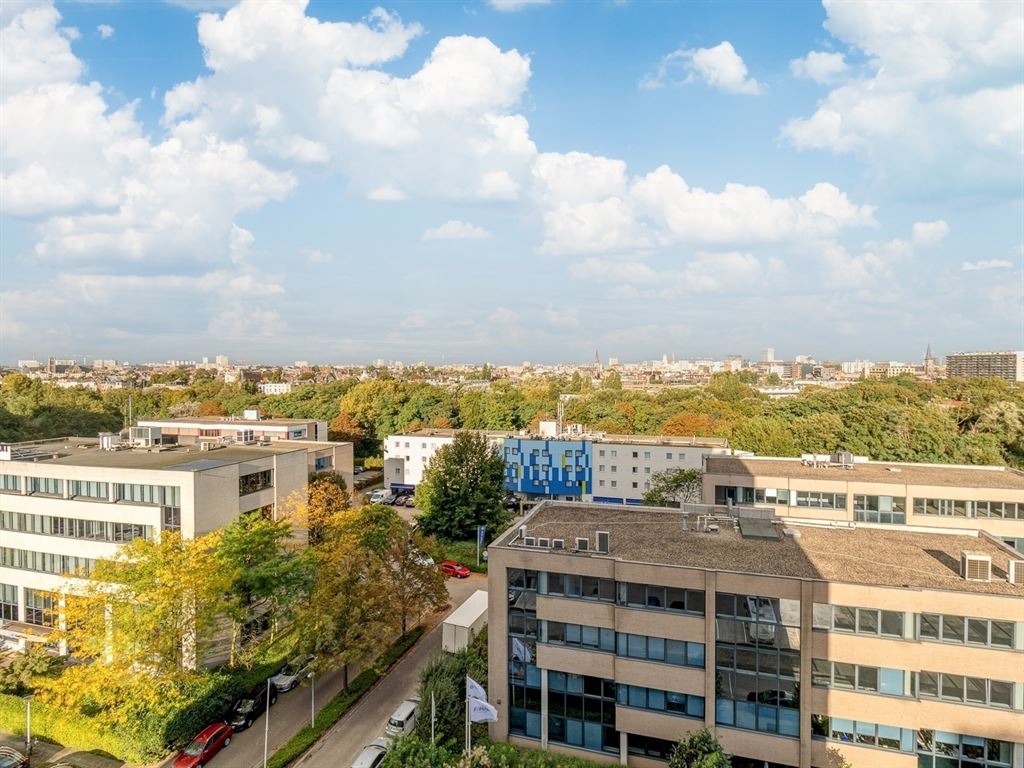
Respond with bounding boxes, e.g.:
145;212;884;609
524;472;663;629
0;733;125;768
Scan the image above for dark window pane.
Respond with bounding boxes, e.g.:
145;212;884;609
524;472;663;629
716;593;735;617
920;613;941;640
627;583;645;606
941;674;964;701
857;666;878;692
990;621;1014;648
965;677;987;704
687;590;705;614
942;616;964;643
666;587;687;611
918;671;939;697
989;680;1012;708
833;606;855;632
833;663;855;689
880;611;903;637
857;609;879;634
966;619;988;645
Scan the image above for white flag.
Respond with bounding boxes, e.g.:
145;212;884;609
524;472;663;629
466;675;487;703
510;637;533;663
469;697;498;723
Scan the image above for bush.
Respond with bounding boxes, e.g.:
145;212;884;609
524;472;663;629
380;737;608;767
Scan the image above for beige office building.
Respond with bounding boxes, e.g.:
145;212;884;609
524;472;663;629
487;501;1023;768
703;456;1024;552
137;413;354;489
0;436;308;655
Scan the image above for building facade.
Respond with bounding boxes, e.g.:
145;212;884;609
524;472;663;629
0;436;308;654
946;352;1024;382
703;456;1024;552
487;501;1024;768
137;414;353;488
383;429;733;504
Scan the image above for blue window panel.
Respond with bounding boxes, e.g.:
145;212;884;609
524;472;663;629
758;704;777;733
735;700;756;730
526;665;541;687
525;712;541;738
583;722;603;751
566;719;583;746
778;707;799;737
716;699;733;726
879;668;903;695
648;689;666;710
550;671;566;692
687;696;705;718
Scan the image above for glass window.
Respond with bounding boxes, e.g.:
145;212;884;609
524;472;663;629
857;609;879;634
920;613;941;640
879;668;904;696
833;662;856;689
833;606;856;632
919;671;939;698
942;615;964;643
990;621;1013;648
880;610;903;637
941;674;964;701
989;680;1013;708
857;666;878;692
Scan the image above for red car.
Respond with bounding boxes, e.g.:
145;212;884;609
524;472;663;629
440;560;470;578
173;722;233;768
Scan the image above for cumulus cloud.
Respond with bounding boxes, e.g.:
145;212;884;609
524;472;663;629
642;41;762;95
97;24;114;39
789;50;848;83
422;220;491;240
782;1;1024;194
912;219;950;245
488;0;550;10
962;259;1012;271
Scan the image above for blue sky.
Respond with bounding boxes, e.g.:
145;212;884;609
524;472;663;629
1;0;1021;365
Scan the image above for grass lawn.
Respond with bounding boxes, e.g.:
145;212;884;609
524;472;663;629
440;539;488;572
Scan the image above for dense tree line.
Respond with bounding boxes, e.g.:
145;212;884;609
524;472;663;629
1;372;1021;467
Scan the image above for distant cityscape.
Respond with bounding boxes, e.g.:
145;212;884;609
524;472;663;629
9;347;1023;394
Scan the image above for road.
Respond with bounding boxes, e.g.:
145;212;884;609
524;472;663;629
211;572;485;768
297;573;485;768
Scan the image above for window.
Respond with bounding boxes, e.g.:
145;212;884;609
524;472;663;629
162;506;181;531
541;621;614;652
643;451;651;459
794;490;847;509
610;465;617;472
915;497;1022;520
919;613;1014;648
610;450;617;458
918;672;1018;709
69;480;108;500
812;715;913;753
547;674;618;754
853;495;906;524
0;584;17;621
666;452;673;459
599;450;605;457
25;589;55;627
28;477;63;496
115;483;179;505
812;660;906;696
239;470;273;495
617;685;704;719
541;573;614;602
611;481;617;488
813;604;905;638
0;475;20;493
619;581;704;614
916;731;1013;768
0;510;151;543
615;633;704;667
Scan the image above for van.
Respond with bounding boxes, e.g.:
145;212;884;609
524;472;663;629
384;698;419;738
369;489;388;504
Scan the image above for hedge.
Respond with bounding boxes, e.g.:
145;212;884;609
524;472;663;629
267;626;425;768
439;540;488;573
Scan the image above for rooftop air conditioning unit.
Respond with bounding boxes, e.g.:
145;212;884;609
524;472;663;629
537;537;550;548
1008;560;1024;586
575;537;589;552
960;551;992;582
552;539;565;550
523;537;536;547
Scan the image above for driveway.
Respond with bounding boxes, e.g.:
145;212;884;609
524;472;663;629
211;572;485;768
295;573;485;768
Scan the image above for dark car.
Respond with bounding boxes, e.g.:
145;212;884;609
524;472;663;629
229;683;277;730
173;722;233;768
502;493;522;510
0;747;28;768
381;492;399;505
746;689;797;707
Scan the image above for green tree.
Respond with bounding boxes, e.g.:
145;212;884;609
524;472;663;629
414;629;488;748
0;645;62;695
668;727;731;768
415;432;509;541
643;468;702;506
601;370;623;390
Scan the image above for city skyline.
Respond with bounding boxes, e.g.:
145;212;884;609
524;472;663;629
1;0;1022;362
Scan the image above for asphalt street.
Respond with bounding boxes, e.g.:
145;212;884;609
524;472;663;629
208;571;486;768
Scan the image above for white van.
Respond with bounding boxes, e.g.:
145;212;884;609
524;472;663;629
384;698;419;738
369;489;389;504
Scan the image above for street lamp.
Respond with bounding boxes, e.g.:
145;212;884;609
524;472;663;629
262;677;271;768
23;695;32;754
307;670;315;728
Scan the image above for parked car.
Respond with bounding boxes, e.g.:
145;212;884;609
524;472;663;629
440;560;471;578
381;492;400;505
502;492;522;510
350;738;390;768
270;654;315;691
745;596;778;644
229;682;277;730
0;747;28;768
172;723;233;768
369;489;389;504
400;494;416;507
384;699;420;738
746;689;797;707
413;550;435;568
353;466;364;475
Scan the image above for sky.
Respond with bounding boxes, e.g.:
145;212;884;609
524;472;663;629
1;0;1022;365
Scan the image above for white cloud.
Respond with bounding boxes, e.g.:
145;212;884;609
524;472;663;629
488;0;550;10
789;51;848;83
567;257;658;285
642;41;762;95
962;259;1012;271
1;4;81;95
422;220;491;241
912;219;949;245
367;186;406;201
543;305;579;328
97;24;114;39
304;248;334;264
783;1;1024;194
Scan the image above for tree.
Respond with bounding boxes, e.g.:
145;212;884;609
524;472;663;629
826;747;854;768
329;411;366;444
0;645;62;695
643;467;702;507
197;398;226;416
414;630;488;748
668;728;731;768
661;412;716;436
285;475;350;546
216;514;311;667
601;370;623;390
415;432;509;541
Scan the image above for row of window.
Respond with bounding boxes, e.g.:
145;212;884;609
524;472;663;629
715;696;799;737
811;715;915;753
597;449;685;461
0;510;152;543
538;620;705;667
596;480;649;490
918;671;1016;709
0;585;55;626
811;659;907;696
812;603;905;637
3;479;182;506
716;593;800;627
919;613;1016;648
916;731;1014;768
915;498;1022;520
616;684;705;718
0;547;95;577
239;470;273;496
812;604;1017;649
853;494;906;524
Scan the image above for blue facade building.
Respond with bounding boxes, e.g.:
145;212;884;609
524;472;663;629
503;438;591;499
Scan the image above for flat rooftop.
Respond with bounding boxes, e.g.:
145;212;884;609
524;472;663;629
139;416;318;427
2;437;306;471
495;503;1024;596
401;429;728;447
705;456;1024;491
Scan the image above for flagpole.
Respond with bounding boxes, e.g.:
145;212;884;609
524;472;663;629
465;691;470;755
431;690;435;745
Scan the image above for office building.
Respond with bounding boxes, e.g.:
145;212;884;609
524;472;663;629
0;435;308;654
487;501;1024;767
137;413;353;489
703;455;1024;552
946;352;1024;382
383;429;734;503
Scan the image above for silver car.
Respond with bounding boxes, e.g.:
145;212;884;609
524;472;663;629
270;654;314;691
350;738;389;768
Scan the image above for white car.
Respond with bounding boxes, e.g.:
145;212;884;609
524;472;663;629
745;596;777;644
351;738;389;768
369;489;389;504
269;654;314;692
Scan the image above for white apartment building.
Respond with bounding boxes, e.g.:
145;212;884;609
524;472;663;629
590;435;735;504
0;436;308;653
946;351;1024;382
257;381;294;395
383;429;509;490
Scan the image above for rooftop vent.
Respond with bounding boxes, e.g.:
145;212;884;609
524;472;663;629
1008;560;1024;586
537;537;550;548
552;539;565;550
575;537;589;552
960;551;992;582
519;525;527;542
523;536;536;547
596;530;609;553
